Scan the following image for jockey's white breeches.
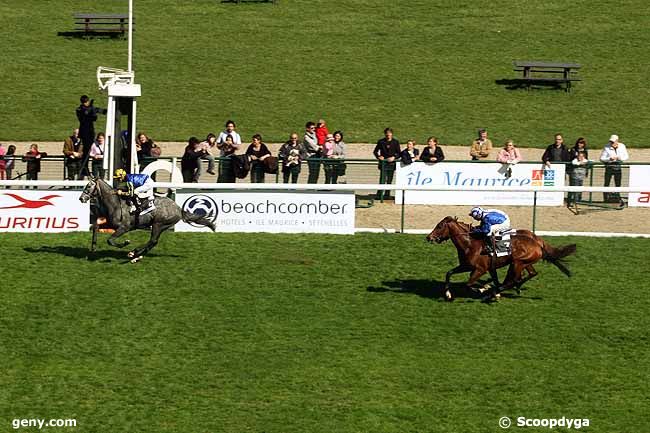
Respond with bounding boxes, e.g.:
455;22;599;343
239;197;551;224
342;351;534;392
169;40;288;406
488;218;511;237
134;181;154;199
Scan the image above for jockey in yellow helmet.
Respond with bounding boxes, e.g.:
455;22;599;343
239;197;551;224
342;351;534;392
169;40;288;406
114;168;155;215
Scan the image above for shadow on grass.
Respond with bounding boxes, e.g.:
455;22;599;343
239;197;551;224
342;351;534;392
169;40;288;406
368;279;544;302
495;78;566;91
24;246;181;262
368;279;482;302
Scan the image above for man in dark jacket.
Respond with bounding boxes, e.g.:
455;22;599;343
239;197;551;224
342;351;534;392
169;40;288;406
373;127;401;200
542;133;571;167
76;95;106;178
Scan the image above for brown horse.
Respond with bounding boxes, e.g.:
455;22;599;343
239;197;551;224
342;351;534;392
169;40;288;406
426;216;576;301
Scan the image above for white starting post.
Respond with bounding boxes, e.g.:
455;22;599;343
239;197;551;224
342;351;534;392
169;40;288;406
96;0;141;182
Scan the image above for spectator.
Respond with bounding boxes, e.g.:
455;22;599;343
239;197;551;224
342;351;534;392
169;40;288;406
303;121;321;184
246;134;271;183
89;133;106;179
0;143;6;180
315;119;329;146
216;121;242;182
63;128;84;180
569;137;589;160
76;95;106;178
332;130;347;184
542;133;571;167
496;139;522;178
197;133;217;177
470;128;493;161
373;127;401;200
5;145;16;182
567;150;591;206
420;136;445;163
181;137;207;183
218;135;238;183
599;134;629;204
23;144;47;187
216;124;241;183
400;139;420;165
278;133;304;184
136;133;161;163
323;132;346;184
217;120;242;147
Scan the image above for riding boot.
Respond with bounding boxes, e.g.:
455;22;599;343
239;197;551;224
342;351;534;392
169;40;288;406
140;197;155;215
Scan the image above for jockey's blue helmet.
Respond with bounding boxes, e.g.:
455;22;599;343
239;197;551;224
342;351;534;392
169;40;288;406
469;206;484;220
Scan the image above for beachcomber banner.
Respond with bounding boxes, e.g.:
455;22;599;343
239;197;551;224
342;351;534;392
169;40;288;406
0;190;90;232
395;162;566;206
175;191;355;234
628;165;650;207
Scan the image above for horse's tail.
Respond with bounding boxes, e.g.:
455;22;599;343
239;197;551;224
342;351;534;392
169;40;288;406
182;210;216;232
541;241;576;277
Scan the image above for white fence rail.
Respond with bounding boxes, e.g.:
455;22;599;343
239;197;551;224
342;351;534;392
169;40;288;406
0;180;647;194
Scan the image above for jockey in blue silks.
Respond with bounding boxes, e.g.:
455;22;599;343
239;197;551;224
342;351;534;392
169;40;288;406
469;206;512;254
114;168;155;215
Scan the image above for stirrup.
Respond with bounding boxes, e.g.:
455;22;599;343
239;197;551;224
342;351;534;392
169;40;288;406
140;205;155;216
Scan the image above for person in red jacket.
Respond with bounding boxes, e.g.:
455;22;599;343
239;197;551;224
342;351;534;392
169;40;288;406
315;119;329;146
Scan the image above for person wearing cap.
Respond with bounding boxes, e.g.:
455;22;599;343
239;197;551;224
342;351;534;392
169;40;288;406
599;134;629;204
470;128;493;161
469;206;512;256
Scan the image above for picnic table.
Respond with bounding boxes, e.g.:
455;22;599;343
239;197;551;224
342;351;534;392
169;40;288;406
58;13;134;38
513;61;582;92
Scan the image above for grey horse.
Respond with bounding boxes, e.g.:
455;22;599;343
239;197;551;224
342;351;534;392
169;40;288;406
79;176;215;262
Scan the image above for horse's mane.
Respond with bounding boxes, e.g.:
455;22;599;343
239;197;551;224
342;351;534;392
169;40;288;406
442;216;472;232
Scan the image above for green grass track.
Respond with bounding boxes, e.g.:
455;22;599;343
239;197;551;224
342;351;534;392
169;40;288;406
0;232;648;432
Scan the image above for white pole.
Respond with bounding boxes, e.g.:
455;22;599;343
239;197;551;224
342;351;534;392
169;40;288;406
127;0;133;73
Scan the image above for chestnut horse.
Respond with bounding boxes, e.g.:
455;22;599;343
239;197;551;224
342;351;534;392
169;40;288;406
426;216;576;300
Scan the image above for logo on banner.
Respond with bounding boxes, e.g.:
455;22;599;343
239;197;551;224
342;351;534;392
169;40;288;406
531;170;556;186
638;192;650;203
182;195;219;227
0;193;61;209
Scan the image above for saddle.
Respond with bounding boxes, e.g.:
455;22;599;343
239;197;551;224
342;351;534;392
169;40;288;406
489;229;515;257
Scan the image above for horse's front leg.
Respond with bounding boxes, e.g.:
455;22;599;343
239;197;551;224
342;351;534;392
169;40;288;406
107;225;131;249
90;223;98;252
444;265;471;301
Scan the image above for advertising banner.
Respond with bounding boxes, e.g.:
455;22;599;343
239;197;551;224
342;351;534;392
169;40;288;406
175;191;355;234
628;165;650;207
395;162;566;206
0;190;90;232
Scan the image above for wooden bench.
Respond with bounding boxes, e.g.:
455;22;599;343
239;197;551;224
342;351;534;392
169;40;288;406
58;13;134;38
513;61;582;92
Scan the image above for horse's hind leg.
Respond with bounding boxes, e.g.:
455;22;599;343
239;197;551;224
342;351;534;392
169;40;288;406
513;265;538;291
129;223;172;259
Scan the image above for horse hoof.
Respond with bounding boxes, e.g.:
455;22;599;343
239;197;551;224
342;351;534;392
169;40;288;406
127;251;135;258
130;256;142;264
